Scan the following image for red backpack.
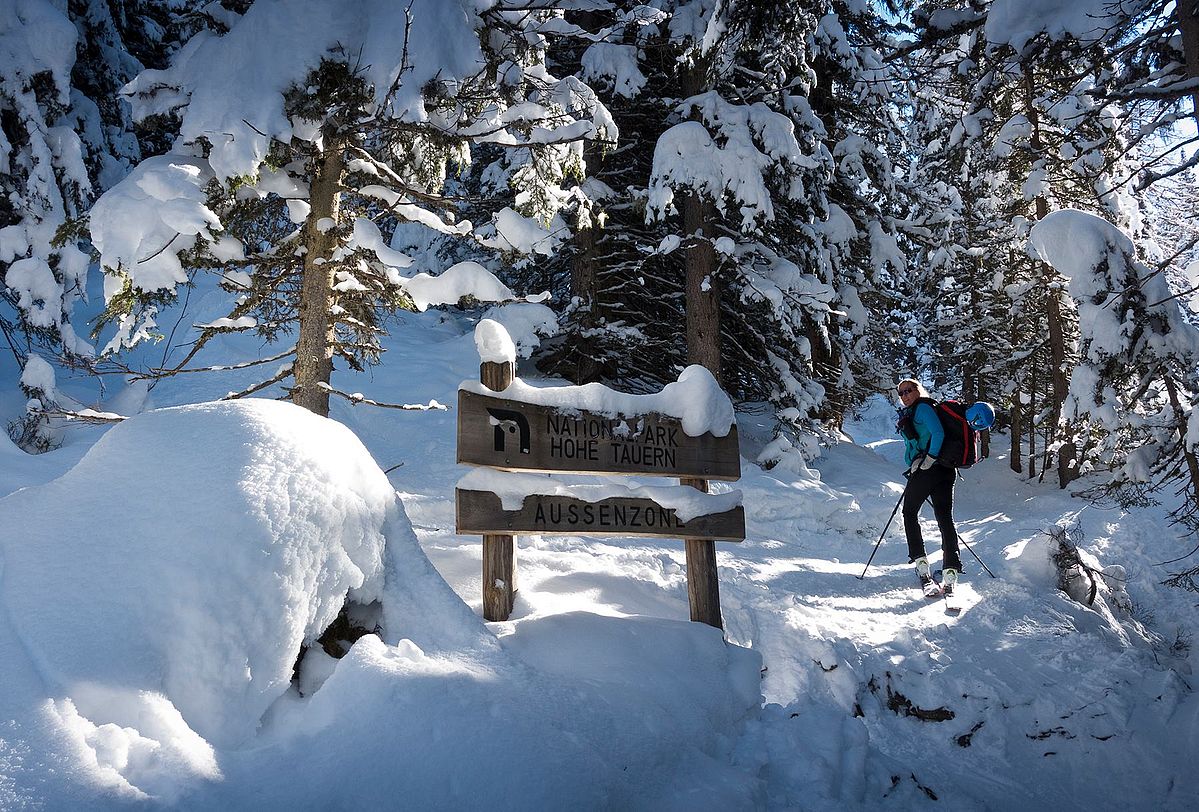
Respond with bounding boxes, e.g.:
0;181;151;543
898;398;985;468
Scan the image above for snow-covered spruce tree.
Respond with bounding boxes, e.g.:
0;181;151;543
535;1;906;457
899;14;1013;416
1087;0;1199;185
799;0;911;422
2;0;106;368
532;3;695;393
1029;210;1199;551
1;0;217;447
904;0;1151;486
86;0;611;417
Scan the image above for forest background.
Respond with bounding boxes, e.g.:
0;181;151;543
5;0;1199;586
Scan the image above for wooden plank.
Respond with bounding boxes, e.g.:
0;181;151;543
455;489;745;541
456;389;741;481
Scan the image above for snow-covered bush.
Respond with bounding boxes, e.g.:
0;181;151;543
9;354;59;451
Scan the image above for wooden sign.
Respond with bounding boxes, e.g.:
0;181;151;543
457;389;741;481
456;489;746;541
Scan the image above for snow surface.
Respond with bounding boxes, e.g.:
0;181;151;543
0;401;397;750
2;290;1198;809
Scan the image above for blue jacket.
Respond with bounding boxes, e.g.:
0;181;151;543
900;401;944;465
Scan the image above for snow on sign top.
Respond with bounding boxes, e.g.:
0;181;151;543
464;320;735;438
475;318;517;364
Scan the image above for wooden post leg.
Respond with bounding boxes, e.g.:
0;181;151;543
483;533;515;621
680;476;723;629
480;359;516;621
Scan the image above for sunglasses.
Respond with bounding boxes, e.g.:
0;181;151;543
897;387;916;396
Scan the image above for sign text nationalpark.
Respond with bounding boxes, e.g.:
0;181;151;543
457;389;740;481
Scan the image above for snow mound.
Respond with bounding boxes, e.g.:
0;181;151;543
0;399;396;749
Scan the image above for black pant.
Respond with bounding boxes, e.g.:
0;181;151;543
903;465;963;571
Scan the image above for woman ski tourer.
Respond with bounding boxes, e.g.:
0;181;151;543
895;378;963;596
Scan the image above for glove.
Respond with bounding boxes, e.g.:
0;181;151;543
909;453;937;474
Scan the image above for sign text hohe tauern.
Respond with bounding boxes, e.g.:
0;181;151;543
545;411;680;468
457;389;741;480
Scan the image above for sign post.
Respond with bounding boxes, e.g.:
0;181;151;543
479;359;516;622
680;476;722;628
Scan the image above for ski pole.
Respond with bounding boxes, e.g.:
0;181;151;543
918;493;998;579
957;532;996;579
859;478;909;579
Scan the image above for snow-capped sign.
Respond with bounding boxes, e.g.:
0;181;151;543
456;389;741;480
460;322;741;627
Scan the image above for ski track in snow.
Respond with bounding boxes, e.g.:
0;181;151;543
2;309;1197;809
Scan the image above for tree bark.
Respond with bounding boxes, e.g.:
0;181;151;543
292;137;345;416
1024;67;1076;487
1176;1;1199;123
682;192;721;379
675;58;723;630
1028;365;1038;479
571;223;602;384
679;62;722;383
1008;253;1024;473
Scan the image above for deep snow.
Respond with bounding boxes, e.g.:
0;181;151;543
1;303;1198;809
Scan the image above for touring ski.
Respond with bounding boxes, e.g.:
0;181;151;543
936;569;961;614
919;573;942;599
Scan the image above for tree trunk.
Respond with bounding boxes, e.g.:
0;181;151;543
1043;281;1077;486
1024;67;1076;487
680;62;722;382
1177;1;1199;122
571;223;602;384
1009;255;1023;473
676;58;723;631
292;137;345;416
807;319;843;425
1009;391;1023;474
1028;366;1038;479
682;192;721;379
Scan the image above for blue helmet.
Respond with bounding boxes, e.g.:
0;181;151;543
966;402;996;430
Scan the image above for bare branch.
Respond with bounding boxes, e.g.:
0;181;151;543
317;382;449;411
222;364;295;400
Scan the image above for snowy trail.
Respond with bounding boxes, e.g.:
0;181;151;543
720;411;1195;809
389;380;1198;809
